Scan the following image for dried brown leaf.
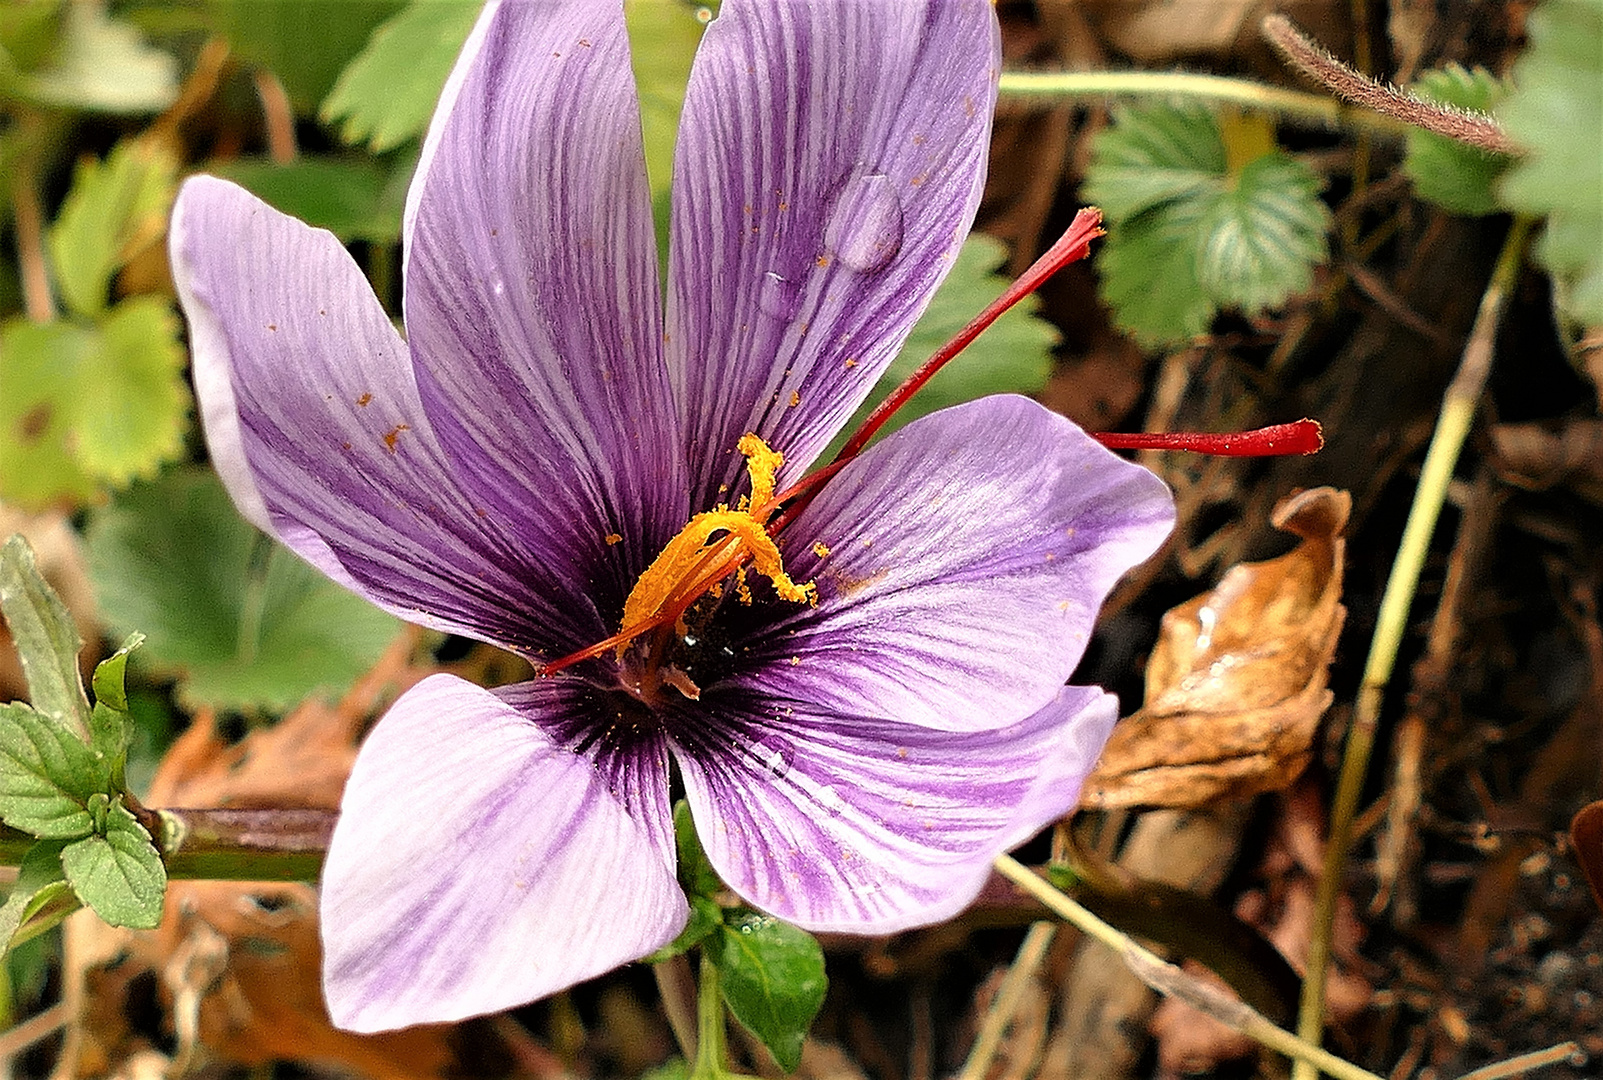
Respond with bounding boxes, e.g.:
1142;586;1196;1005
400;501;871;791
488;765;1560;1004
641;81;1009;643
1081;487;1350;810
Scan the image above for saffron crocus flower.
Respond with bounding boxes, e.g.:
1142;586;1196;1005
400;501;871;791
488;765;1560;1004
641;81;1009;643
168;0;1173;1033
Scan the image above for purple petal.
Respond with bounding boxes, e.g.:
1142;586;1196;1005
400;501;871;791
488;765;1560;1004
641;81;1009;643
673;685;1116;933
171;176;596;650
404;0;687;596
740;395;1174;732
321;674;684;1032
667;0;999;507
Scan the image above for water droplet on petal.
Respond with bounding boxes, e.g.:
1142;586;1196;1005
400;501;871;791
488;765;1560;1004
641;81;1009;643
748;737;793;779
824;173;904;274
759;271;801;320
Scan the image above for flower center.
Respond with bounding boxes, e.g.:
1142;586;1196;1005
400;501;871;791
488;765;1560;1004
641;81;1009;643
621;434;815;641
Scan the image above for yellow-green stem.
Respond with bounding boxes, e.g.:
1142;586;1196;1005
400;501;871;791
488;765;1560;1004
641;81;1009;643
992;855;1385;1080
1291;216;1533;1079
690;951;727;1080
996;71;1411;139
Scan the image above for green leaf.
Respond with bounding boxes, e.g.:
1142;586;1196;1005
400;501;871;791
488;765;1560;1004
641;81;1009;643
1404;65;1513;217
320;0;481;153
19;3;176;113
1194;153;1330;312
0;300;191;507
1085;104;1332;347
88;634;141;795
674;799;721;899
47;139;177;318
829;233;1059;455
0;702;107;838
707;913;827;1072
61;799;165;929
0;535;88;733
209;155;408;243
85;468;401;711
203;0;403;114
0;841;72;950
0;2;63;79
1497;0;1603;325
1081;103;1226;223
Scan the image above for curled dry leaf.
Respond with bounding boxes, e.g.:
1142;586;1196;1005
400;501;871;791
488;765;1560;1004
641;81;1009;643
1080;487;1349;810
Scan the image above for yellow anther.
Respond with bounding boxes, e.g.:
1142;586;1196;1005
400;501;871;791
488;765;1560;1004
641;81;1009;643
614;434;813;658
737;433;785;511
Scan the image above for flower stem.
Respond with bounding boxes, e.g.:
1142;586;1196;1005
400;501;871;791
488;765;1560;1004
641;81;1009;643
689;951;728;1080
1291;216;1532;1079
991;855;1385;1080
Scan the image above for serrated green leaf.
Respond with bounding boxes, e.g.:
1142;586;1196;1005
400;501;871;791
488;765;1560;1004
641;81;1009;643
830;234;1058;455
1085;104;1331;347
1405;65;1513;217
708;913;827;1072
1195;154;1330;311
1098;203;1214;346
1082;104;1226;223
203;0;402;114
0;840;70;950
61;799;165;929
0;702;107;838
20;3;176;113
1497;0;1603;324
88;633;140;795
644;895;723;963
85;468;401;711
0;319;97;507
0;535;88;733
320;0;481;153
47;139;177;318
0;300;190;507
209;155;408;243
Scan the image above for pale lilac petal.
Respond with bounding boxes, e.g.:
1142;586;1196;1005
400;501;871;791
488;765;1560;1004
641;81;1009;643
171;176;604;650
727;395;1173;732
672;685;1115;933
321;674;684;1033
667;0;998;506
404;0;687;594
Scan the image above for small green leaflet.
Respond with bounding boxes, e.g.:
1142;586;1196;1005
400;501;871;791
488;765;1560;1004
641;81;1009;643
0;841;78;950
1405;65;1512;217
1084;104;1332;347
61;797;166;930
85;468;401;711
829;233;1058;457
0;703;107;838
320;0;483;153
0;535;89;734
47;139;177;318
1496;0;1603;326
707;912;827;1072
0;298;191;508
646;802;725;962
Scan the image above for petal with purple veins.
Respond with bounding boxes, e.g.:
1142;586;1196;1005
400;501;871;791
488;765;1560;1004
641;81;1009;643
404;0;687;594
321;674;684;1032
170;176;600;652
667;0;999;506
733;395;1174;733
671;684;1116;933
